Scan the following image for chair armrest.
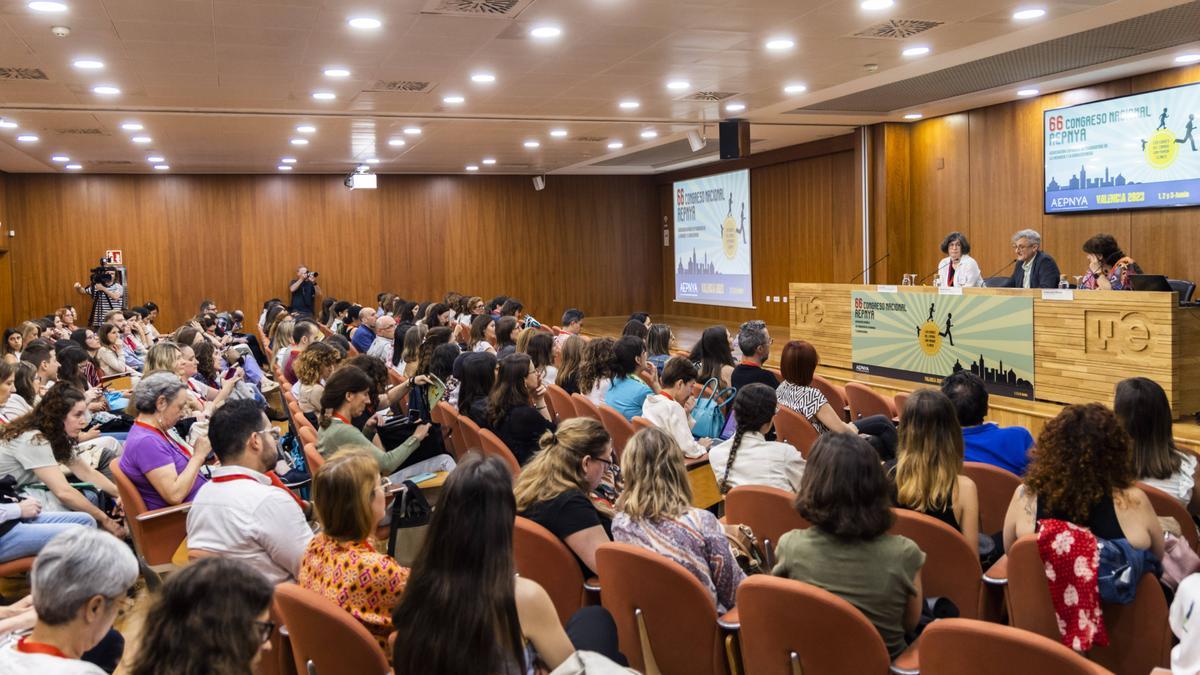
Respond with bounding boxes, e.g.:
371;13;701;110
889;635;920;674
717;607;740;631
983;555;1008;586
583;576;601;593
284;478;311;490
135;503;192;522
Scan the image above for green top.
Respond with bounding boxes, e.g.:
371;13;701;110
772;527;925;657
316;419;421;475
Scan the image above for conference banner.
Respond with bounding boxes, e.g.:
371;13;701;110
1044;81;1200;213
673;169;753;308
850;291;1035;399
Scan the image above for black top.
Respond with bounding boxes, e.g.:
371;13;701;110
1036;493;1126;541
491;404;555;465
1009;251;1062;290
461;397;489;430
521;489;612;574
290;279;316;315
558;372;580;395
885;463;962;533
730;363;779;391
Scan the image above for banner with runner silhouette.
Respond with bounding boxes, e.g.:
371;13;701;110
850;291;1034;399
673;169;753;308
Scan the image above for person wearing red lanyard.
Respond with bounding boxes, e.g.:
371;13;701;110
640;357;711;458
186;400;313;583
0;528;138;674
729;320;779;391
116;373;211;511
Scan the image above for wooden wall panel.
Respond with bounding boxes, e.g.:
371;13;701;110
3;173;660;329
0;173;12;329
870;124;911;283
907;113;971;283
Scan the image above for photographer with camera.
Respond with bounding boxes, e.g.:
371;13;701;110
73;263;125;329
288;265;321;317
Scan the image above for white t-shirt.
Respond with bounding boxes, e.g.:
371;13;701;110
0;431;66;510
708;431;805;493
1142;451;1198;507
641;394;706;458
0;634;106;674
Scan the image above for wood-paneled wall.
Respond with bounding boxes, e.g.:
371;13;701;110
2;173;661;329
882;64;1200;286
657;134;863;327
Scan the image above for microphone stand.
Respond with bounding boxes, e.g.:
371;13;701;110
849;252;890;284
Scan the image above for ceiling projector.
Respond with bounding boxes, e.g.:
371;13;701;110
344;167;377;190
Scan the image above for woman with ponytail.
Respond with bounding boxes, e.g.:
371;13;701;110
708;383;805;494
314;366;431;476
514;418;614;574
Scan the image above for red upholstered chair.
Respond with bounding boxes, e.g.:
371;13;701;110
631;416;656;432
597;404;635;460
545;384;576;424
963;462;1021;536
433;401;461;457
302;442;324;472
1007;535;1171;675
772;406;819;458
477;428;521;478
0;557;35;593
844;382;897;421
457;412;482;453
595;542;734;675
110;462;191;569
811;375;851;422
273;583;389;675
920;618;1111;675
737;575;918;675
723;485;809;566
571;393;603;421
513;516;598;625
888;509;982;619
893;392;910;415
1138;481;1200;552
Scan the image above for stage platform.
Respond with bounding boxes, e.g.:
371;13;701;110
581;314;1200;453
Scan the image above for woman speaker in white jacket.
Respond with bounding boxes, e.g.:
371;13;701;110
936;231;983;288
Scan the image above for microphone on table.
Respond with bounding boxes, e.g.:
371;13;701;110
981;259;1018;286
917;259;952;286
849;252;890;283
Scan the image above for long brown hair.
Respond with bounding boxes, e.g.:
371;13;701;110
0;382;84;462
487;354;534;427
556;335;585;385
577;337;616;394
894;389;963;513
1114;377;1181;480
1024;403;1134;523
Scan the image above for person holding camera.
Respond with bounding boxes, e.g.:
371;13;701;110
73;267;124;329
288;265;320;316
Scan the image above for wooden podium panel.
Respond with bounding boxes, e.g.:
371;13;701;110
789;283;1200;417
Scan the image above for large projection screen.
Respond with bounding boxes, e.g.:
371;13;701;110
672;169;753;308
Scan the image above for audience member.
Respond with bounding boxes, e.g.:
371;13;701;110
2;363;36;421
426;303;453;329
578;337;616;405
396;324;425;377
629;312;651;329
687;326;735;389
731;320;778;390
555;335;585;395
614;428;744;612
774;432;925;658
351;307;378;354
458;296;484;327
0;474;95;564
0;362;23;424
487;354;555;465
294;341;340;415
299;449;408;650
456;351;497;427
499;298;524;320
282;320;319;384
641;356;709;458
555;308;585;351
116;373;210;510
709;383;804;493
941;371;1034;475
515;418;614;575
1115;377;1199;512
315;366;431;477
468;315;496;354
646;324;673;375
603;336;658;421
494;316;519;359
526;333;557;385
3;328;22;364
392;453;624;673
21;342;60;398
367;315;397;363
93;323;130;378
620;319;648;342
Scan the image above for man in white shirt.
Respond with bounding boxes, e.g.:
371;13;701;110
367;315;397;363
186;400;312;584
641;357;711;458
553;308;585;352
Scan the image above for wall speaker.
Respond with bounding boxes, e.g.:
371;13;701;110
532;175;546;191
686;130;706;153
719;120;750;159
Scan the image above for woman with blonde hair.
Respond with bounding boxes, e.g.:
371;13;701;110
515;418;614;574
614;427;745;612
294;341;341;415
299;448;409;651
891;389;979;547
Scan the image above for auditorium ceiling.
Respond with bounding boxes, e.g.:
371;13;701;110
0;0;1196;174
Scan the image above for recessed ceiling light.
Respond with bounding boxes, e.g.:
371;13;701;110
442;95;465;104
312;91;336;100
403;127;421;135
290;138;308;146
146;155;165;162
1017;88;1039;97
387;138;406;146
153;164;170;170
524;140;540;148
92;85;120;95
72;59;104;70
1176;54;1200;64
530;25;561;39
902;46;930;57
725;102;746;112
365;158;380;164
481;158;496;165
51;155;69;162
618;100;639;109
903;113;923;120
347;16;382;29
765;38;795;50
323;68;351;78
607;141;624;149
278;165;293;171
640;130;658;139
27;1;67;12
471;73;496;83
65;163;82;170
131;136;151;143
1012;7;1046;20
296;125;316;134
465;165;479;171
666;80;690;90
860;0;894;9
16;135;38;142
120;122;143;131
784;83;808;94
549;129;568;138
0;119;17;129
280;157;297;164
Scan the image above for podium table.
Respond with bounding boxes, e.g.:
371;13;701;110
789;283;1200;417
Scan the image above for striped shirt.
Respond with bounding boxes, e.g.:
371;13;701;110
776;382;830;434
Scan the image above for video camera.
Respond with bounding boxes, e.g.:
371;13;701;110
89;258;117;286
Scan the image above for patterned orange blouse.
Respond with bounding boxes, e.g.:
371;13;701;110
297;534;410;651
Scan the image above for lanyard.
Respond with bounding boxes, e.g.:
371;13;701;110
212;470;306;509
738;359;759;367
332;414;351;425
659;391;675;402
134;420;193;459
16;637;67;658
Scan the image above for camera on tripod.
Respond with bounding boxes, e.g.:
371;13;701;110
89;258;116;286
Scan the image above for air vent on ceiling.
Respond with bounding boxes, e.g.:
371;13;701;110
0;67;48;80
92;160;133;165
366;80;435;93
421;0;532;16
571;136;607;143
852;19;944;39
675;91;739;102
55;128;105;135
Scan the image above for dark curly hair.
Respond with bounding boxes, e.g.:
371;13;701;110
0;382;85;462
796;432;894;540
1024;403;1133;524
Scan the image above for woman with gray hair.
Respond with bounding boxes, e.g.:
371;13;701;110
115;372;212;510
0;528;137;672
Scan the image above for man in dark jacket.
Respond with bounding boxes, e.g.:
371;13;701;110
1008;229;1061;289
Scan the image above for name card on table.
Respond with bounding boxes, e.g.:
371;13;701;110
938;286;963;296
877;285;898;293
1041;289;1074;301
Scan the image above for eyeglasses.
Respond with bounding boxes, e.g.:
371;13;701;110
259;426;281;442
595;456;620;477
1011;243;1033;250
254;620;276;643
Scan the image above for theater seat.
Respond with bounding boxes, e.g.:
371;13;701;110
545;383;575;424
724;485;809;566
889;509;982;619
457;413;482;453
920;618;1109;675
273;583;389;675
772;406;818;458
513;516;597;625
962;462;1021;536
811;375;851;423
844;382;897;421
571;393;603;421
1138;481;1200;552
631;416;656;432
110;463;191;570
1167;278;1195;303
597;403;635;459
477;428;521;479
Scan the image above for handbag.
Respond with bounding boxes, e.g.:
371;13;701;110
386;480;432;557
722;523;765;575
690;378;735;439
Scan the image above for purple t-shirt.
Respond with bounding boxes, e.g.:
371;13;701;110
117;423;206;510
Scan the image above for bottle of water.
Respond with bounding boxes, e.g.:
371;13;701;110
1058;275;1070;290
